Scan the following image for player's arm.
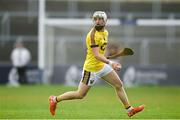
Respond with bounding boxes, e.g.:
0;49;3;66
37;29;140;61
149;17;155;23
92;46;121;71
90;29;109;64
90;29;121;70
92;46;109;64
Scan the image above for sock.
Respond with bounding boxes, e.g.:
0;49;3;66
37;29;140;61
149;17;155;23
55;97;59;103
53;96;58;103
126;106;133;112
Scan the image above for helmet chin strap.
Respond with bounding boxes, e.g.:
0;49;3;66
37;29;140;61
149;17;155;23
95;24;105;31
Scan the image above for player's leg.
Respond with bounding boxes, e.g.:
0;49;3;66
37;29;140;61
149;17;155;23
101;70;130;108
49;81;91;115
57;82;91;101
101;70;144;117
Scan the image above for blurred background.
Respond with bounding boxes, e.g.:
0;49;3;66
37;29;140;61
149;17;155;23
0;0;180;87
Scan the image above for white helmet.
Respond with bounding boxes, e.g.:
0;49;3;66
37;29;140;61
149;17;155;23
92;11;107;22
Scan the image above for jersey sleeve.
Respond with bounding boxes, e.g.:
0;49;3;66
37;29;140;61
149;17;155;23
90;29;100;48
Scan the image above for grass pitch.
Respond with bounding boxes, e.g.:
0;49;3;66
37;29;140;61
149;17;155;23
0;85;180;119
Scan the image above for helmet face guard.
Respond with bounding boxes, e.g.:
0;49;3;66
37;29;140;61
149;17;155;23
92;11;107;31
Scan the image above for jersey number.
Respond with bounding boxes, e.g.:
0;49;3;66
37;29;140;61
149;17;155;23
100;43;107;51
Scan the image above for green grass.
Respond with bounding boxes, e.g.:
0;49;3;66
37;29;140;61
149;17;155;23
0;85;180;119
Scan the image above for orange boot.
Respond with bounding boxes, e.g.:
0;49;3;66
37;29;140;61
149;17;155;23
49;96;57;116
127;105;145;117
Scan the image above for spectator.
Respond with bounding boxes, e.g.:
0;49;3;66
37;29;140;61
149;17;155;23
10;40;31;84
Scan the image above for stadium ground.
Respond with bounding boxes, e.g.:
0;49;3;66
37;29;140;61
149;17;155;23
0;84;180;119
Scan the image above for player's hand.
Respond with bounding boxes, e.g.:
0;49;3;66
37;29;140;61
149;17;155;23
109;61;122;71
112;62;121;71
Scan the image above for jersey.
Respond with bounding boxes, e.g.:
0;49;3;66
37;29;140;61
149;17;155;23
83;28;108;72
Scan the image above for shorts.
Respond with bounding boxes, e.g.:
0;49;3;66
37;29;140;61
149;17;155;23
81;64;113;86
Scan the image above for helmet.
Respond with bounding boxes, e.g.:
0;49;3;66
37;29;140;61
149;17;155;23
92;11;107;22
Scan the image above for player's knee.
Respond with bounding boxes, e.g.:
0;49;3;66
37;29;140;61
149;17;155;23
77;92;87;99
